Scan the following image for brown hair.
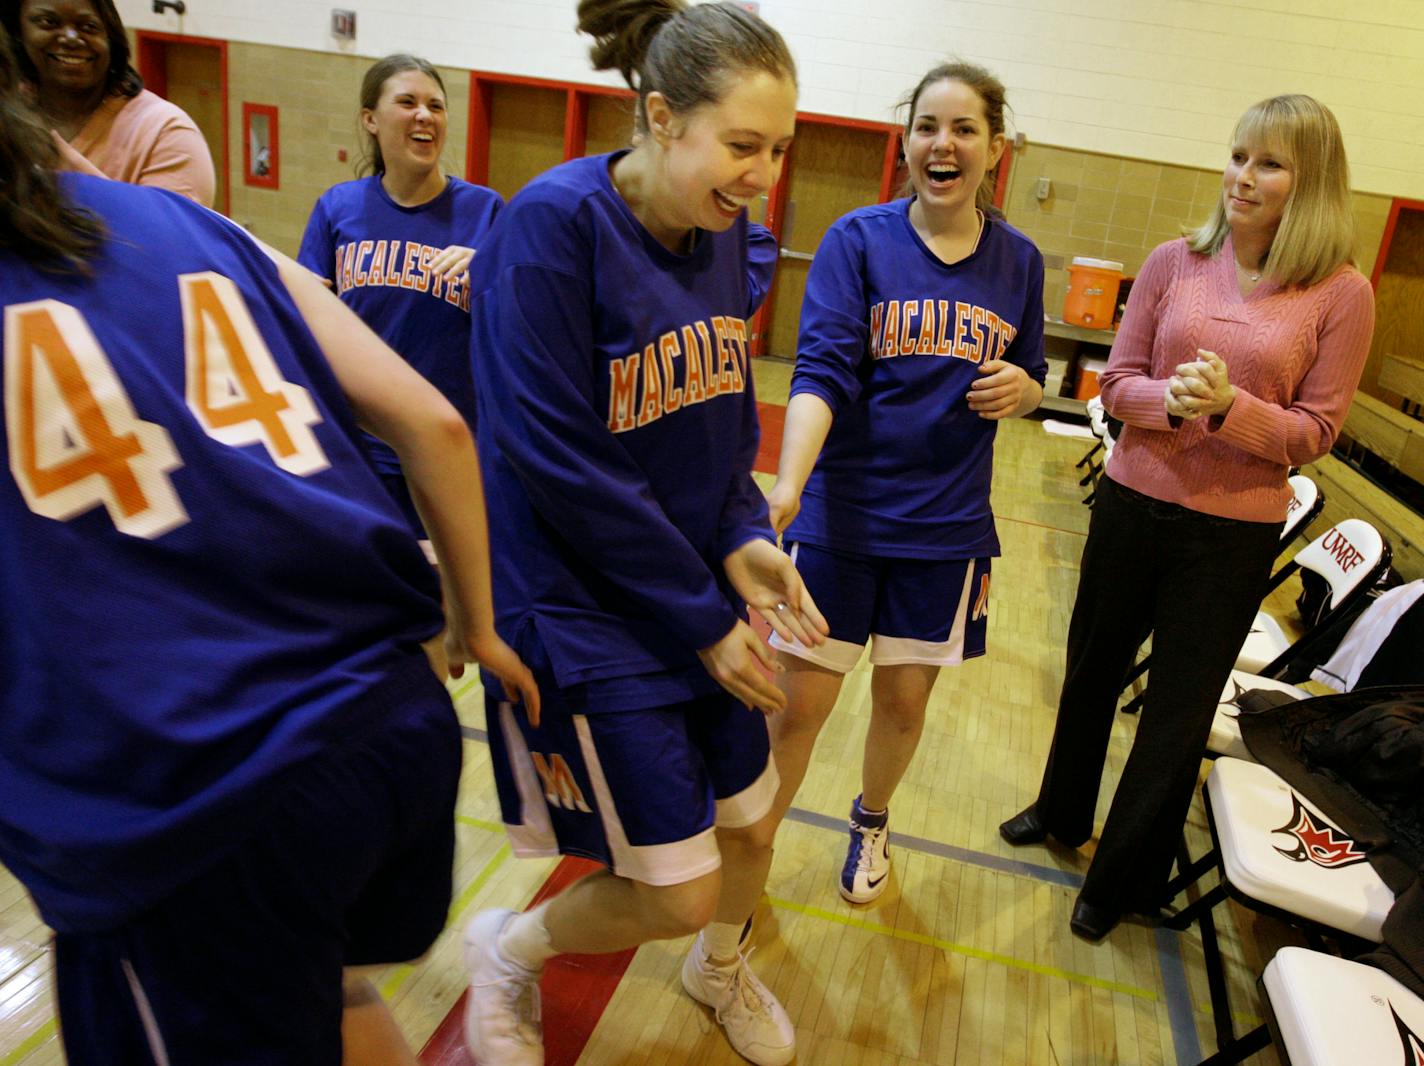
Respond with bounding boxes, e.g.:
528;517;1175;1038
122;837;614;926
0;21;104;271
900;60;1009;212
0;0;142;100
576;0;795;135
1188;94;1355;288
357;54;447;177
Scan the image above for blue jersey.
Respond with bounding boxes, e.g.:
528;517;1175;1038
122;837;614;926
0;175;444;932
298;175;501;472
471;152;777;712
785;200;1046;559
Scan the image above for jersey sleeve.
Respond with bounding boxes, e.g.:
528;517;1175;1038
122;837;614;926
1006;243;1048;383
746;222;778;317
716;375;774;561
787;220;868;416
477;259;740;652
296;196;336;284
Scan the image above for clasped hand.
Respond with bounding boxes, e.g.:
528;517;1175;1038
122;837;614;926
698;539;829;715
1165;349;1235;420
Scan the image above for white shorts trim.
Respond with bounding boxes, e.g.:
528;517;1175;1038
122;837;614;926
498;702;558;856
714;755;779;829
122;958;173;1066
769;631;865;673
572;716;722;886
418;539;437;565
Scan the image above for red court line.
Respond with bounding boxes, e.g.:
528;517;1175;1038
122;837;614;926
419;856;637;1066
755;401;785;475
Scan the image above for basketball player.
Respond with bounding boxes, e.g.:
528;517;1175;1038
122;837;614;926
458;2;827;1064
0;25;536;1063
764;62;1046;905
299;54;501;550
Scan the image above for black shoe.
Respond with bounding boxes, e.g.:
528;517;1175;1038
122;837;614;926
1070;898;1121;942
999;804;1047;846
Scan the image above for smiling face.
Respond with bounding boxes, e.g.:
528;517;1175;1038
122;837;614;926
649;68;797;237
18;0;110;101
361;68;447;180
905;78;1004;218
1221;136;1293;239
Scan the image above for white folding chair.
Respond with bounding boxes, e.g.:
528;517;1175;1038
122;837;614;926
1280;474;1324;549
1236;519;1391;675
1259;946;1424;1066
1166;758;1395;1060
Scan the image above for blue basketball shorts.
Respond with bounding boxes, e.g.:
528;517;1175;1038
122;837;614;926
487;686;778;886
52;664;460;1066
770;541;992;673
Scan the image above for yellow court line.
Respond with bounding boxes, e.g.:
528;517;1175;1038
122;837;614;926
379;841;512;1002
766;895;1158;1003
456;813;505;834
0;1021;55;1066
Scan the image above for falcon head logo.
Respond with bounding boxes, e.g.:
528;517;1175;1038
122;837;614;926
1271;794;1369;869
1392;1001;1424;1066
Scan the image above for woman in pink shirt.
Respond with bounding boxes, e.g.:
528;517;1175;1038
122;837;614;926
1000;95;1375;941
3;0;215;206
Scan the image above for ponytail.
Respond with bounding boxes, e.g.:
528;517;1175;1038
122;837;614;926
576;0;795;135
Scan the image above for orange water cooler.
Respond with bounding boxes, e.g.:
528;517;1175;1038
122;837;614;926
1063;257;1123;329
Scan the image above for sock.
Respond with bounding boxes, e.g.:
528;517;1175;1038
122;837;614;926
853;795;888;824
700;920;746;965
498;904;556;971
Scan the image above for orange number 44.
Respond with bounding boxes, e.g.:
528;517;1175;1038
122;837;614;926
5;275;327;539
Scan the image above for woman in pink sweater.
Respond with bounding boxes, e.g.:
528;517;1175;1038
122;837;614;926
3;0;215;207
1000;94;1375;941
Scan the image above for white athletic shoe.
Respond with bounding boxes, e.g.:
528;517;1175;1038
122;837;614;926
463;908;545;1065
681;933;795;1066
839;796;891;903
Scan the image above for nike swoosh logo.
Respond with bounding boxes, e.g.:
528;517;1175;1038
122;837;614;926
867;872;888;888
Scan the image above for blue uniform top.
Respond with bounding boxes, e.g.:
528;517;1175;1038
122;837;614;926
0;175;444;932
786;200;1047;560
471;152;777;712
298;175;501;472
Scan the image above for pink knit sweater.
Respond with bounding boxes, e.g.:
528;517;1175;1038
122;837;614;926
1101;236;1374;523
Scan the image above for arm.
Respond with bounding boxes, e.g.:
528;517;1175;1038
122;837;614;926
1099;244;1180;430
295;197;337;288
268;246;539;714
968;245;1047;420
1182;274;1375;465
766;223;866;531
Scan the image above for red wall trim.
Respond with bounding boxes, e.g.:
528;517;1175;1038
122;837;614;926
993;140;1014;210
1371;197;1424;290
132;31;230;216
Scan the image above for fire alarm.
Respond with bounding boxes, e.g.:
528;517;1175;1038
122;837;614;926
331;9;356;39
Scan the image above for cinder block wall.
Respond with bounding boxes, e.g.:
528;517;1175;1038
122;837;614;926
224;44;469;256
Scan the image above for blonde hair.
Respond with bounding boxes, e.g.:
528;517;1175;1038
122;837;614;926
1189;94;1355;288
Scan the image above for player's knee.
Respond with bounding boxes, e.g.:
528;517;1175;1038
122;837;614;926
633;873;720;937
721;814;777;854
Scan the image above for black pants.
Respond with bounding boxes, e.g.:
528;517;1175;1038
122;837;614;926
1035;476;1282;911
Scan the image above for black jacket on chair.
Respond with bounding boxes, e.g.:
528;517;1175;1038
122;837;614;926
1242;685;1424;997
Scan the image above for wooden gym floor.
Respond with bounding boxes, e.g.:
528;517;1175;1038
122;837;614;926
0;358;1303;1065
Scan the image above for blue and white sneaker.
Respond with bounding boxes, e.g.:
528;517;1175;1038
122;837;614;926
840;796;891;903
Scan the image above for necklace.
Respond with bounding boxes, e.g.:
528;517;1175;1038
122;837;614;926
1235;258;1263;283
